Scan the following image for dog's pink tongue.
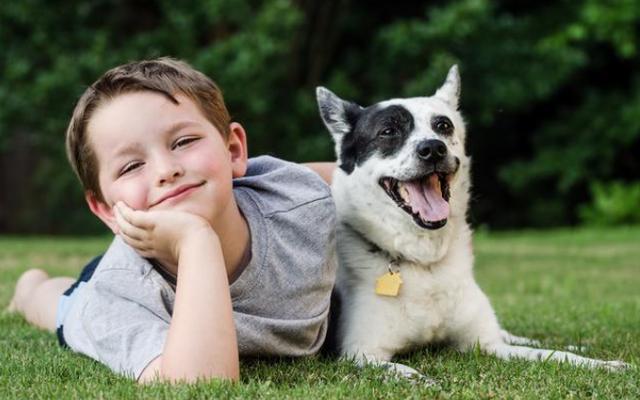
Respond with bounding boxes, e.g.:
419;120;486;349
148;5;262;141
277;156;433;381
405;175;449;222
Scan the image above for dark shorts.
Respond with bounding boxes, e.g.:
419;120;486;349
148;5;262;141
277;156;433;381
55;255;103;347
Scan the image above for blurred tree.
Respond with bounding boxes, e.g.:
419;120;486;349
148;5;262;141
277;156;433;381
579;181;640;225
0;0;638;233
343;0;640;226
0;0;308;233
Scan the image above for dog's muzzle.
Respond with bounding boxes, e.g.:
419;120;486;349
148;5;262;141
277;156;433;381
417;139;448;163
379;140;459;230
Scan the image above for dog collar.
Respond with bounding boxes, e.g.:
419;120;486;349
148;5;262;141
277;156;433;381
345;223;405;297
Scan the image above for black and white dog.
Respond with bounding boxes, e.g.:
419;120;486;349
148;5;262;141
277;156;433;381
316;66;628;379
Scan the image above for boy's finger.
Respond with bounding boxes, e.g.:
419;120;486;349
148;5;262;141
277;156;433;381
119;220;147;241
116;202;154;229
114;206;147;240
137;249;154;259
120;234;149;255
118;226;148;248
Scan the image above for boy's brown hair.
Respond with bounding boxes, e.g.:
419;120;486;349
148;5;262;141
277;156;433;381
66;57;231;201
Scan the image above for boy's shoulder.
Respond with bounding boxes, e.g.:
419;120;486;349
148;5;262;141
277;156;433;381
75;237;173;298
95;236;155;276
233;156;333;217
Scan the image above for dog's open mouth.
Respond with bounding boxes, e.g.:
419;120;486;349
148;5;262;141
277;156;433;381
379;173;452;229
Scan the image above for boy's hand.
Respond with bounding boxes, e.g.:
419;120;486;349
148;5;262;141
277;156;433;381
114;201;214;270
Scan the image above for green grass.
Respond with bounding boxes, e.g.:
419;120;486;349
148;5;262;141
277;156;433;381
1;227;639;399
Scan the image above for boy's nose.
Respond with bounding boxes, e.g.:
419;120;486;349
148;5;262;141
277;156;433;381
156;159;184;185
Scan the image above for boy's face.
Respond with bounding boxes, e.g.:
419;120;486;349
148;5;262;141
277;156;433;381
85;91;247;233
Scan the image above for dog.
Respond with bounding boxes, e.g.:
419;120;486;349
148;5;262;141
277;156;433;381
316;65;628;380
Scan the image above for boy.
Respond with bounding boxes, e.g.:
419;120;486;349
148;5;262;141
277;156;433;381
8;57;337;383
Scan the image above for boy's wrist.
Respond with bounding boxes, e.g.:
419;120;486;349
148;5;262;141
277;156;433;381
176;226;220;263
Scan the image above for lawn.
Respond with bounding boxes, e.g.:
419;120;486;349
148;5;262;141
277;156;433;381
1;227;639;399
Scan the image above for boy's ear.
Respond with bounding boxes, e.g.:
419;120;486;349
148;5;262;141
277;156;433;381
85;191;118;234
227;122;248;178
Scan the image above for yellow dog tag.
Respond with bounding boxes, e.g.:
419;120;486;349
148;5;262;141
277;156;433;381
375;271;402;297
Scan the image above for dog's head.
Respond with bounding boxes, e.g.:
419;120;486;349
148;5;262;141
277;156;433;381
317;66;469;234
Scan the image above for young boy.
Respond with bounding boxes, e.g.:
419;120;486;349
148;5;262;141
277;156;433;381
8;57;337;383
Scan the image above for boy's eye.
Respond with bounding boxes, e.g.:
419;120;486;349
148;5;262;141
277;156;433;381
172;136;199;150
119;161;143;177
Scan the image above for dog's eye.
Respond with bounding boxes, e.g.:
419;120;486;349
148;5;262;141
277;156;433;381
379;127;398;137
432;116;454;136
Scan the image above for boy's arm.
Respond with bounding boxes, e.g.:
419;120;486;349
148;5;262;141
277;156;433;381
303;162;336;185
142;229;238;383
115;203;239;383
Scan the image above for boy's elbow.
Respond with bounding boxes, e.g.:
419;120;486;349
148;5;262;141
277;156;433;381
160;364;240;385
137;355;240;384
138;369;240;385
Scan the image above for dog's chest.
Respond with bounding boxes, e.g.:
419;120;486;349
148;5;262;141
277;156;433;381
394;264;462;337
342;257;465;345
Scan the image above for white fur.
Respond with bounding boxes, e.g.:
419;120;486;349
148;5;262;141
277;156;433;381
324;66;629;380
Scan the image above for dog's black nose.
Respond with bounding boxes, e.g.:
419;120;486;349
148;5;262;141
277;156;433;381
417;139;447;162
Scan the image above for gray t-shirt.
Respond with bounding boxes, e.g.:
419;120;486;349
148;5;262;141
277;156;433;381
59;156;336;379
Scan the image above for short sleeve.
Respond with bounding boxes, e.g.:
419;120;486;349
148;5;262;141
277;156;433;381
62;268;173;379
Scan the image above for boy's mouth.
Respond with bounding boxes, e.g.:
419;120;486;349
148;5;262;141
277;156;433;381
378;173;452;229
150;181;206;208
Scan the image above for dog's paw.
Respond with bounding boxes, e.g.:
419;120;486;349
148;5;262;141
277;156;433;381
380;361;438;386
599;360;633;372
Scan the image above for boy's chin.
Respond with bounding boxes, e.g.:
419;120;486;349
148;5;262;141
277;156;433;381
164;203;218;222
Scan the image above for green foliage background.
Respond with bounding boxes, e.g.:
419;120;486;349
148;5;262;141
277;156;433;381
1;0;638;234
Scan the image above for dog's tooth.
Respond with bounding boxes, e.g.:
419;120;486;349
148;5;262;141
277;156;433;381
400;185;410;201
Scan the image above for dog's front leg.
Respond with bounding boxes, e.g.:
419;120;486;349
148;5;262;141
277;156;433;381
454;285;629;370
348;352;433;383
500;329;587;352
484;343;630;371
339;299;435;383
500;329;541;347
341;331;434;382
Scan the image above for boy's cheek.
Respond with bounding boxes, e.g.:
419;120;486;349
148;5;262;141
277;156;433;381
110;186;150;211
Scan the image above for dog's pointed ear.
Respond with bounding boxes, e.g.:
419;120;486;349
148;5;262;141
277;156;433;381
316;87;362;144
434;65;461;110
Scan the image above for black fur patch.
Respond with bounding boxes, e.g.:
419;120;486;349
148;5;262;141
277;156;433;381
339;105;414;174
431;115;454;137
